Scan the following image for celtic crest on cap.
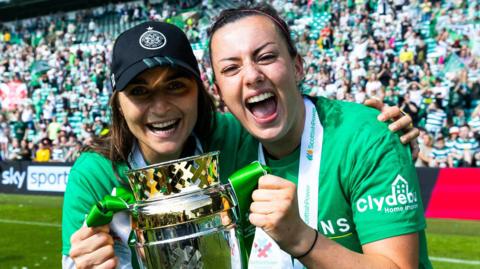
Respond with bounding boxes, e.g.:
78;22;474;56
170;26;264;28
139;26;166;50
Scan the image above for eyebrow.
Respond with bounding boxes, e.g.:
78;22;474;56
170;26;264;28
163;71;189;82
219;42;276;62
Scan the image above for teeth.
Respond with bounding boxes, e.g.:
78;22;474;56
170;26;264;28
150;120;177;129
247;92;274;104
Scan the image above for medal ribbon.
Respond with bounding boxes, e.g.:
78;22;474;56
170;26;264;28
250;98;322;269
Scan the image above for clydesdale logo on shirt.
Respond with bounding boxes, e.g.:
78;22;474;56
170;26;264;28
356;174;419;213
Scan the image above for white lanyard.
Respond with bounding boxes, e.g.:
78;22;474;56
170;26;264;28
249;98;323;269
127;136;204;169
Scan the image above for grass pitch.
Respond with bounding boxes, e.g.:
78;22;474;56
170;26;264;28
0;193;479;269
0;194;62;269
426;218;480;269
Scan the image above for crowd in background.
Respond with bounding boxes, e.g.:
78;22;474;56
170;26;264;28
0;0;479;167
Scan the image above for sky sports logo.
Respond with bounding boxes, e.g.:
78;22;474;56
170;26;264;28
1;167;26;189
1;165;70;192
27;166;70;192
356;175;419;213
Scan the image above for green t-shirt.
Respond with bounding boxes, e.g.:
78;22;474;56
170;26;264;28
62;152;129;255
249;97;431;268
10;121;26;141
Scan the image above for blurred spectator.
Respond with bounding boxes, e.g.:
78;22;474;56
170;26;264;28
34;138;51;162
416;132;433;167
10;111;26;141
0;0;478;166
452;108;466;126
446;126;460;149
400;93;420;125
0;113;9;160
47;116;61;141
424;100;447;136
430;136;449;168
450;125;479;167
399;44;414;63
65;141;82;162
7;138;22;160
18;139;32;161
51;141;66;162
468;104;480;134
365;73;383;97
33;123;48;144
21;104;35;129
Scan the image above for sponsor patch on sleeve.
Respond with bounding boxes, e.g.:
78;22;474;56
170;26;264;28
356;175;419;214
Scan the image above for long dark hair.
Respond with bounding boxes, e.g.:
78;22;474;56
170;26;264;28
84;76;216;181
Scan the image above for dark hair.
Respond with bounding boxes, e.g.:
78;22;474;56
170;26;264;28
85;72;215;181
207;3;297;70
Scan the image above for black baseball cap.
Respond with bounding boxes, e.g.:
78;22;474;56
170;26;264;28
110;21;201;91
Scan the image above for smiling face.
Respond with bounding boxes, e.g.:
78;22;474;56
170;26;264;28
210;15;304;157
118;66;198;164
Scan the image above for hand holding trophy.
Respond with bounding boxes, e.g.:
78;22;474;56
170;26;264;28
86;152;269;269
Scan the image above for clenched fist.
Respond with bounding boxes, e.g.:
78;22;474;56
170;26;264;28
249;175;316;257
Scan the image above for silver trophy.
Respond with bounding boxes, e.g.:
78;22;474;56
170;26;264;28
125;152;244;269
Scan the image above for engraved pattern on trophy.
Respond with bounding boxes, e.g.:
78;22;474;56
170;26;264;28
127;152;220;201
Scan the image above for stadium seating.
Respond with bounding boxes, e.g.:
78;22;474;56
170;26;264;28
0;0;478;167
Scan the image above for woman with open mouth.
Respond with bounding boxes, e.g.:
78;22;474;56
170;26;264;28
209;3;431;269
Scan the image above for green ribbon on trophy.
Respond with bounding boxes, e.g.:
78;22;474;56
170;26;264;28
229;161;271;266
85;161;271;268
86;186;136;227
228;161;272;267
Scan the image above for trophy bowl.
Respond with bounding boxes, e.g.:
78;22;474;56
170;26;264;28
125;152;243;269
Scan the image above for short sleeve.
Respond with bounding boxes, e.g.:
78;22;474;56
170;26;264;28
349;128;426;245
62;165;97;255
61;153;121;255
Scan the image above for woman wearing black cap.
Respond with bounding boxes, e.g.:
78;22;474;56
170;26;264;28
62;21;252;269
62;20;418;269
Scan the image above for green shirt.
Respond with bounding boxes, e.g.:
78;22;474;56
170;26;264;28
228;97;431;268
10;121;26;141
272;98;430;268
